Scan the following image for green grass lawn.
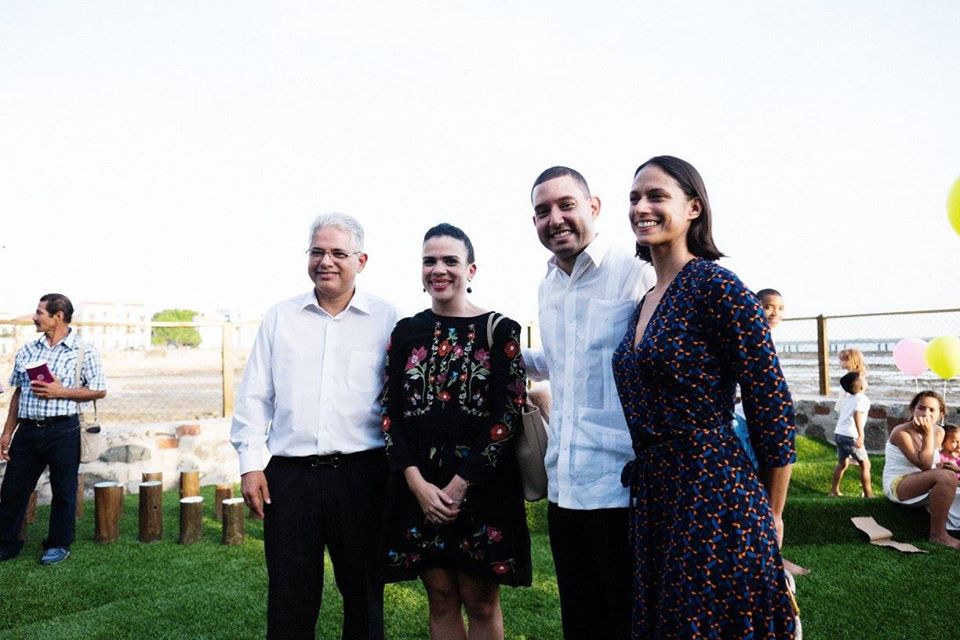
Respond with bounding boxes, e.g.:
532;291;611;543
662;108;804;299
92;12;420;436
783;436;957;639
2;436;957;639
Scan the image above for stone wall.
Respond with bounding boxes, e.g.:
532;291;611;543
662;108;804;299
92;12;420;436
8;399;952;504
2;418;240;505
792;397;955;454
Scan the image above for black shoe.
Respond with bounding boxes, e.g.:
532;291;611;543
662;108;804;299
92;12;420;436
0;548;20;561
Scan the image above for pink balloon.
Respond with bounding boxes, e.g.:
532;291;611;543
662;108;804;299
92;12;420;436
893;338;928;377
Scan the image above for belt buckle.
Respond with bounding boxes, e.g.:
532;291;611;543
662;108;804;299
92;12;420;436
308;453;341;468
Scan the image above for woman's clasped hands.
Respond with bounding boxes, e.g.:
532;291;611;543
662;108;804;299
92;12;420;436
407;471;469;526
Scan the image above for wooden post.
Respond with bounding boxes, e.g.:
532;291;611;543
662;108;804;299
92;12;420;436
221;498;245;545
214;484;234;521
138;481;163;543
817;314;830;396
76;477;85;519
25;490;38;524
142;471;162;484
94;482;122;543
179;496;204;544
222;322;235;417
180;471;200;499
18;491;38;541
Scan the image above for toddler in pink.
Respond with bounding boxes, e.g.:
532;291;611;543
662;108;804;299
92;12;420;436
939;424;960;480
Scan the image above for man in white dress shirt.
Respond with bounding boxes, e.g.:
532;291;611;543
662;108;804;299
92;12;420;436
524;167;655;640
231;213;399;640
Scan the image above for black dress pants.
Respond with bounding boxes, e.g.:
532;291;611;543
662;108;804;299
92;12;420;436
0;417;80;556
263;450;387;640
547;502;632;640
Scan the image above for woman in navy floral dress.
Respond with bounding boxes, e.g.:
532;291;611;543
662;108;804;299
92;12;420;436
612;156;797;639
382;223;531;640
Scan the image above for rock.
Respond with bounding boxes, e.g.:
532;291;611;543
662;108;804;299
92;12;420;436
177;424;202;437
805;424;826;440
155;436;179;450
100;444;152;463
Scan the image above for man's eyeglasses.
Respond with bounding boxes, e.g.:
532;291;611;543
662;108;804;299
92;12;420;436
306;248;362;261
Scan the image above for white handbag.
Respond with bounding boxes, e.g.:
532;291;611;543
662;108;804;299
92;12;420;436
487;313;548;501
75;342;103;463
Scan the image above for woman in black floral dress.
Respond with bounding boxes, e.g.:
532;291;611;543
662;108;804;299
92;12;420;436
612;156;797;638
381;223;531;640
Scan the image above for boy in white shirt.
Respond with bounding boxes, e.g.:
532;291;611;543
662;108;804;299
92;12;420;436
830;371;875;497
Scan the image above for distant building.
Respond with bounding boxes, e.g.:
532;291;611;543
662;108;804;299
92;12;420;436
0;314;37;357
0;311;11;356
193;307;261;352
194;310;227;350
75;301;150;351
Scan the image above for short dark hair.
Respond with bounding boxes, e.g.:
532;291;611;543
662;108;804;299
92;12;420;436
531;166;591;202
943;424;959;439
39;293;74;323
840;371;862;395
632;155;724;262
756;288;782;301
423;223;476;263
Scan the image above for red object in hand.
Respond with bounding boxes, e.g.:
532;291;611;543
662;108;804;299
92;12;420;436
26;361;53;383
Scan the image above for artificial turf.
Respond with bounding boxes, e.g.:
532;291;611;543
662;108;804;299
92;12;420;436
1;435;956;639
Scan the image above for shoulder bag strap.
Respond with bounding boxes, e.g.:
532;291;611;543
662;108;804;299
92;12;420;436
485;312;505;346
73;341;98;423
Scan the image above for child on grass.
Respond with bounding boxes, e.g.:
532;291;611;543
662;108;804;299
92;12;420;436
756;288;784;330
938;423;960;480
830;371;874;497
734;287;809;575
838;347;868;389
835;348;869;416
732;288;784;467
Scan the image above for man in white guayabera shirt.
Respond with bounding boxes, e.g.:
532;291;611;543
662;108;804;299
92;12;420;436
523;167;655;640
231;213;399;640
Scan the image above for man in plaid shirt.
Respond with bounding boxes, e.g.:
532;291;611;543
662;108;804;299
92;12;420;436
0;293;106;565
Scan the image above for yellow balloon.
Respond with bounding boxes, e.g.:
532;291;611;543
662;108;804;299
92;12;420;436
926;335;960;380
949;176;960;236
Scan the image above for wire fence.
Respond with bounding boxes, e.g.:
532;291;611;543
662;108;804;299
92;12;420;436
774;308;960;403
0;320;257;426
1;307;958;425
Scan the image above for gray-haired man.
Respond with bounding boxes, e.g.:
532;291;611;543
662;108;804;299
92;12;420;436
231;213;399;639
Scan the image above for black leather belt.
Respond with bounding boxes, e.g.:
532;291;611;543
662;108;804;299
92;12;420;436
275;449;383;469
20;415;77;427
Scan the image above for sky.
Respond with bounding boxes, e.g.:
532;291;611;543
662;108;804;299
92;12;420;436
2;1;959;326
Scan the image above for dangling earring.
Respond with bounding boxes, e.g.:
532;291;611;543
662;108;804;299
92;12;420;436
422;287;426;293
467;286;473;294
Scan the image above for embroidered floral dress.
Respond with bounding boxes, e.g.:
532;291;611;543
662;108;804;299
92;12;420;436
381;310;531;586
612;259;797;639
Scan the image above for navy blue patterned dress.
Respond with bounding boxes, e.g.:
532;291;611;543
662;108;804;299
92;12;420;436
612;259;797;639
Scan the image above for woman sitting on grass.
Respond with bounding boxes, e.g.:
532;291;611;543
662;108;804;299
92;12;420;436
882;390;960;549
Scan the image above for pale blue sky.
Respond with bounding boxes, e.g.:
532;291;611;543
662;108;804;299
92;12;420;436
2;1;958;324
